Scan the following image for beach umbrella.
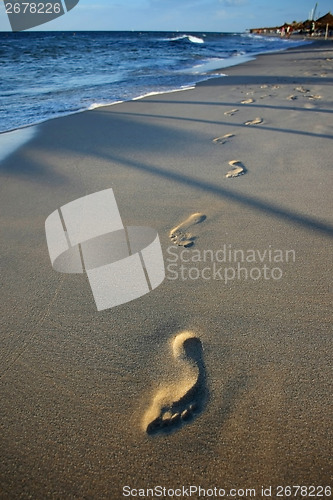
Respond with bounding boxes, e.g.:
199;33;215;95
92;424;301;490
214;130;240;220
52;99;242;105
315;12;333;28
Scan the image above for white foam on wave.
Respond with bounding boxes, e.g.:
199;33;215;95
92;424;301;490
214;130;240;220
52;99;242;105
165;34;204;44
132;86;196;101
0;126;37;164
186;55;255;74
188;35;204;44
166;35;187;42
87;101;124;110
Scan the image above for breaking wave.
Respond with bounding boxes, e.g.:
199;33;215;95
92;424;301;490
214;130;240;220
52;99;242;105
167;34;204;44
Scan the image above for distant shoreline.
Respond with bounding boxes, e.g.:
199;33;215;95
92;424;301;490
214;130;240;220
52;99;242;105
249;11;333;40
249;31;333;41
0;31;311;135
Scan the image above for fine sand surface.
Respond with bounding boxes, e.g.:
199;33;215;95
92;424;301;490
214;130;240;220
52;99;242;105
1;41;332;498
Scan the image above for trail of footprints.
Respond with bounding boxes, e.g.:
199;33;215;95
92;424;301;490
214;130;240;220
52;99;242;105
213;86;263;178
143;220;209;436
153;85;266;437
145;76;328;437
213;83;273;178
294;86;322;100
212;79;325;179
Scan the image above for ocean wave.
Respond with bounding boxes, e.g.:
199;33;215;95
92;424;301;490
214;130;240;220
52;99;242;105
87;101;123;110
242;33;264;39
166;34;204;44
0;31;310;133
132;86;196;101
188;35;204;44
187;57;226;73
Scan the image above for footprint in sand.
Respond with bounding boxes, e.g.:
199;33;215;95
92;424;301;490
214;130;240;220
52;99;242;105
308;94;322;100
143;332;207;435
295;86;310;94
287;95;298;101
244;117;263;126
212;133;234;145
226;160;247;178
224;108;238;116
240;98;255;104
169;213;206;248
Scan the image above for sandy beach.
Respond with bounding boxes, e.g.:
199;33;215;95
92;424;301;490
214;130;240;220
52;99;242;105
1;41;332;498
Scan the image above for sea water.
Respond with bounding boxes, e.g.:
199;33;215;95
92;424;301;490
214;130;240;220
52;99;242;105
0;31;309;133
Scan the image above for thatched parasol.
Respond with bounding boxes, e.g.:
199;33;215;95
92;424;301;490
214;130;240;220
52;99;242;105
315;12;333;28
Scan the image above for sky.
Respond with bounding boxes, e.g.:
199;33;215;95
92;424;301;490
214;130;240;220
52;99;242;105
0;0;332;32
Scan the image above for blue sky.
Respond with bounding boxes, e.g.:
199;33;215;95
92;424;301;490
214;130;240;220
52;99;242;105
0;0;332;32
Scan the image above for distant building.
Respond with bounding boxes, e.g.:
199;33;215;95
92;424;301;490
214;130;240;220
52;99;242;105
249;11;332;37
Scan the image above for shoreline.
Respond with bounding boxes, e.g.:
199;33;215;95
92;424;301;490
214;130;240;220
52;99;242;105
1;40;332;498
0;35;315;137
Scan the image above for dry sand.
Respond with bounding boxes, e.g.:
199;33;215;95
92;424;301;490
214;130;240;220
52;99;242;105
1;41;332;498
